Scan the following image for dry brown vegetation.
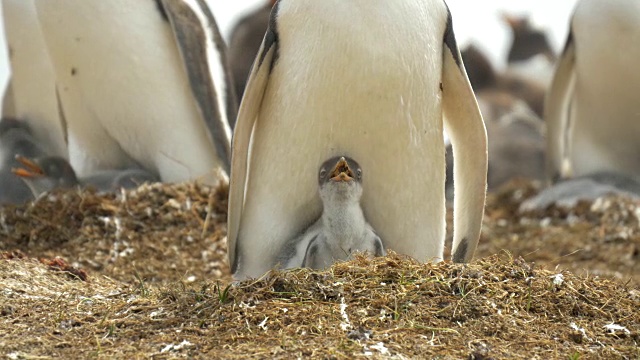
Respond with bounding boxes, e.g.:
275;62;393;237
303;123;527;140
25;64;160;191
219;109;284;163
0;180;638;359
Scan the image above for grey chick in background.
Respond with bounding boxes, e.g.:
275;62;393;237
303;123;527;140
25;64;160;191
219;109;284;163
0;118;48;204
12;155;158;198
279;156;385;270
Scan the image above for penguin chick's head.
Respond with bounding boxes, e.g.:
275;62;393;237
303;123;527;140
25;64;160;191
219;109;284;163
0;118;31;138
318;156;363;204
12;155;79;197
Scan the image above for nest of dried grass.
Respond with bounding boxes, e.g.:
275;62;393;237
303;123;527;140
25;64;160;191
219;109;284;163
0;179;639;358
1;252;638;359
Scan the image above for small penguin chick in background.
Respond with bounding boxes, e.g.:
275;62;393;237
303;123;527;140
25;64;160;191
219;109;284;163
0;118;48;166
0;118;51;204
279;156;385;270
12;155;158;198
12;155;78;197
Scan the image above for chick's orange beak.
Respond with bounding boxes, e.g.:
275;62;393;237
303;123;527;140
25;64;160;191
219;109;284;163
330;157;354;182
11;155;44;178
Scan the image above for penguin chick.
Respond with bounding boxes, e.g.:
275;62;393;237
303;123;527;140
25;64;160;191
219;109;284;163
12;155;157;197
12;155;78;197
0;118;48;166
0;118;48;204
280;156;385;270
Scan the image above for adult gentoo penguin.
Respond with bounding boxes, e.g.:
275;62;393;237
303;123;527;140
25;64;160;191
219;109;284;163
278;156;386;270
229;1;488;279
1;0;68;158
545;0;640;182
33;0;236;184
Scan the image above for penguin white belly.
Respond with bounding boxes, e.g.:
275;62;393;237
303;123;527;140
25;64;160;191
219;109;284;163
568;0;640;178
2;0;67;158
237;1;448;278
35;1;225;183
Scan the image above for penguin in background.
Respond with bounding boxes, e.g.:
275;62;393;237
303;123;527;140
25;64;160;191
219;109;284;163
1;0;68;159
502;13;556;88
227;0;277;104
503;14;556;66
34;0;237;184
545;0;640;182
228;1;488;279
455;44;546;194
461;44;546;117
444;88;545;199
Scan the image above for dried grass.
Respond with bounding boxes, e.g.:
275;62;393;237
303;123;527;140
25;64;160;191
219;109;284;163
0;179;638;359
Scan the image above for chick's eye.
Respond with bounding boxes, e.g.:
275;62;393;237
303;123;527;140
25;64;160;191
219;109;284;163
319;169;326;178
357;169;362;179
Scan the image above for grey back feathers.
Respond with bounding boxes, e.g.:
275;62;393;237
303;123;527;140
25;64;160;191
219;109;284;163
302;231;385;270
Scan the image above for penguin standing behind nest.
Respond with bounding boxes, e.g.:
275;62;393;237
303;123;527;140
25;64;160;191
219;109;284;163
228;0;488;279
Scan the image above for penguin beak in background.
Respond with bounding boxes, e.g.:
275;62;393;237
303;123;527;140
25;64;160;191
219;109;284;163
11;155;44;178
330;157;354;182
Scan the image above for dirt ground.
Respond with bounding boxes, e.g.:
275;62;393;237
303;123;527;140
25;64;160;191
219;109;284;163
0;179;638;359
